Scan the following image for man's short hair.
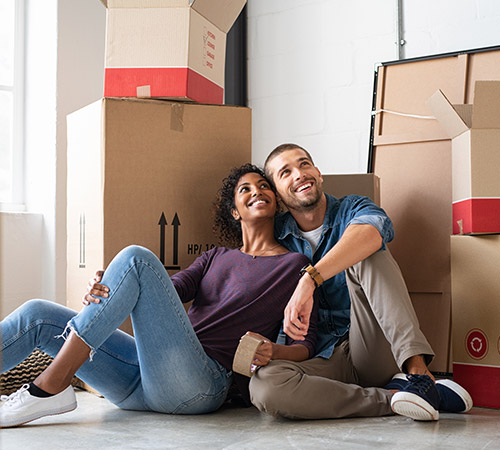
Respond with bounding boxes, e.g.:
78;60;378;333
264;143;315;181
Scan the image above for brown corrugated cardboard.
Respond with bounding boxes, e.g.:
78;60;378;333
410;293;451;372
322;173;448;370
450;235;500;408
322;174;380;205
373;140;452;294
101;0;247;104
427;81;500;235
372;50;500;372
67;98;251;333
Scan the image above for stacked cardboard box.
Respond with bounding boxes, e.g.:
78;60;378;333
101;0;247;104
428;81;500;409
427;81;500;235
67;1;250;335
449;235;500;409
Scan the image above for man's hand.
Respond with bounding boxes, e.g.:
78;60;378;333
82;270;109;306
283;274;316;340
244;332;273;367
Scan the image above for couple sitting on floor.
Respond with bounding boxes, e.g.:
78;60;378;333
0;144;472;428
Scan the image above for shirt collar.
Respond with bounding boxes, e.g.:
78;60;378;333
276;194;339;239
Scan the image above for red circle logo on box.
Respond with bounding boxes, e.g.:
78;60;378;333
465;329;488;360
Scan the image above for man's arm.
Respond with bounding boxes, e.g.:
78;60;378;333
283;223;382;340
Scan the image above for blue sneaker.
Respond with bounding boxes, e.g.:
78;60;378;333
390;374;440;421
436;379;473;413
386;374;473;414
384;373;407;391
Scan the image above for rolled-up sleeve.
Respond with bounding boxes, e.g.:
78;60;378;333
343;196;394;248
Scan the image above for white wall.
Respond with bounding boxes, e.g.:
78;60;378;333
248;0;500;172
2;0;500;317
0;0;105;318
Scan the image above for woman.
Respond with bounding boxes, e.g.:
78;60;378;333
0;164;317;427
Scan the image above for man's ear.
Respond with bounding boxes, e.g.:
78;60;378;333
316;167;324;184
231;209;241;221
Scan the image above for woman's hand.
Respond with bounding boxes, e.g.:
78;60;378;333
245;332;274;367
82;270;109;306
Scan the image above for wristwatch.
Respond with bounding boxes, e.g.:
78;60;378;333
299;264;324;288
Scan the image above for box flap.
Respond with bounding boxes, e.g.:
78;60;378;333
472;80;500;129
426;89;470;138
452;104;473;128
191;0;246;32
103;0;190;8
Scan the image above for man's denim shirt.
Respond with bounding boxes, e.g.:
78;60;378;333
275;194;394;359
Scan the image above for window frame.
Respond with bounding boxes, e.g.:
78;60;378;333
0;0;26;212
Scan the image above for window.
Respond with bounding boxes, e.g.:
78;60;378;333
0;0;25;209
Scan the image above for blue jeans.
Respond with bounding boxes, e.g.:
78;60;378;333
0;245;232;414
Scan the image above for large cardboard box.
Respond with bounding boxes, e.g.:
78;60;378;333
451;235;500;409
427;81;500;235
322;173;449;371
67;98;251;333
101;0;247;104
322;174;380;205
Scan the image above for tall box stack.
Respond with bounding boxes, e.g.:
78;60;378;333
67;1;250;336
101;0;247;104
67;99;251;332
429;81;500;408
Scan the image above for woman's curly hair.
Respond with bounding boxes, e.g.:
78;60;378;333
213;163;279;248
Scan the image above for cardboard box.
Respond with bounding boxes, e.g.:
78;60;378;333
451;235;500;409
410;292;451;372
322;173;380;205
373;141;452;372
427;81;500;235
67;98;251;333
101;0;246;104
322;174;448;370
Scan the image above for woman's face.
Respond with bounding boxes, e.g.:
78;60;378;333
232;172;277;222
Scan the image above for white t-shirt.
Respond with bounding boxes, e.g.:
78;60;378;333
299;225;323;254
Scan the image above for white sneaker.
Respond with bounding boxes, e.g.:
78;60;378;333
0;384;77;428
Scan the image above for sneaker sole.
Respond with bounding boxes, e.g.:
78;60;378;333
0;401;77;428
391;392;439;421
437;379;473;413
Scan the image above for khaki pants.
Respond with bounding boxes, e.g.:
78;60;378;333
249;249;434;419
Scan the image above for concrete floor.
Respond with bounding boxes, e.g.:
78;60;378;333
1;389;500;449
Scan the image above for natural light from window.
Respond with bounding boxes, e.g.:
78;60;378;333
0;0;15;203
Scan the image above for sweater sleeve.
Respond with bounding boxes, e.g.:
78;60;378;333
170;249;212;303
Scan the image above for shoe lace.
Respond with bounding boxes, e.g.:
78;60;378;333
0;384;30;404
407;374;434;394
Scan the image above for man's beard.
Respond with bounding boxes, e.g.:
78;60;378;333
286;188;322;212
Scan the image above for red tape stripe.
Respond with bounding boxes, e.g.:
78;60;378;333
453;363;500;409
453;198;500;234
104;67;223;104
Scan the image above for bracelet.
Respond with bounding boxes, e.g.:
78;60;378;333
299;264;324;288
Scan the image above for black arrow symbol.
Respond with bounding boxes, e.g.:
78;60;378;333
171;213;181;266
158;212;167;265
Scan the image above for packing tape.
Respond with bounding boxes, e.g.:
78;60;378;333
232;334;264;378
170;103;184;132
136;85;151;98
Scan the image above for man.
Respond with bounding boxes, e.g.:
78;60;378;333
249;143;472;421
